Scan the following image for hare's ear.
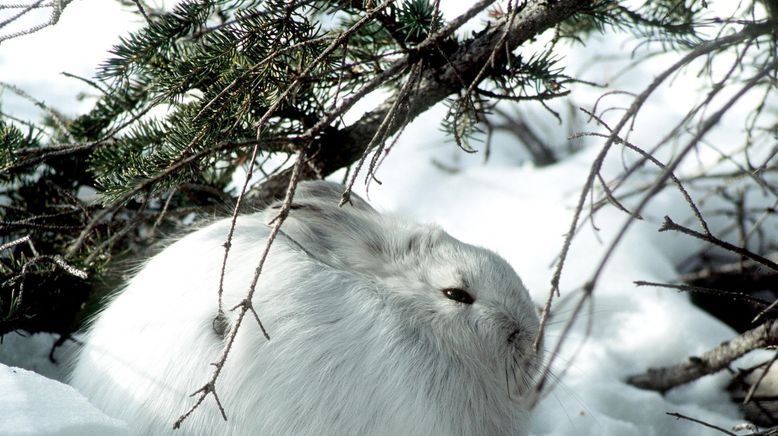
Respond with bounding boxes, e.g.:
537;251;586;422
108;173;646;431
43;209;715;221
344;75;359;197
264;181;386;269
272;180;375;213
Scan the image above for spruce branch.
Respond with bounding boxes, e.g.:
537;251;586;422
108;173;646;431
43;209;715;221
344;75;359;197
214;0;395;315
252;0;592;200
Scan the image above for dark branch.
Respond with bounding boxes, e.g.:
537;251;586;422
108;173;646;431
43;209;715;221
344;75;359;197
659;216;778;272
627;321;778;392
665;412;737;436
252;0;591;200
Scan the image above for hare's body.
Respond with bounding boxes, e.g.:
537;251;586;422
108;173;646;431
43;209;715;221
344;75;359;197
69;182;541;435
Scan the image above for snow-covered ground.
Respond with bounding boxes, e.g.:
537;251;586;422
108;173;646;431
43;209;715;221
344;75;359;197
0;1;768;435
0;365;127;436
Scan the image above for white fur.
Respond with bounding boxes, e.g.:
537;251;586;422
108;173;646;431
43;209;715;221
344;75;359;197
69;181;541;435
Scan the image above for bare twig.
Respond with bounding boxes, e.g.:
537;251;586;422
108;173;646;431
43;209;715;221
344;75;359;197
0;0;72;45
756;299;778;324
577;108;711;234
1;235;87;282
628;321;778;392
130;0;151;24
679;255;778;285
149;189;177;237
173;149;307;429
634;280;773;309
0;235;34;253
341;60;423;204
0;81;74;142
744;352;778;405
666;412;737;436
746;427;778;436
533;54;778;400
487;106;558;166
659;216;778;272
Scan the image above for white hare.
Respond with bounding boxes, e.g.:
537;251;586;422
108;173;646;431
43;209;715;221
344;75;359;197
69;181;542;435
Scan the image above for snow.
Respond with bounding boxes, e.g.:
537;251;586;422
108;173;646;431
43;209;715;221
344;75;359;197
0;0;143;121
0;332;76;382
0;365;127;436
0;1;770;435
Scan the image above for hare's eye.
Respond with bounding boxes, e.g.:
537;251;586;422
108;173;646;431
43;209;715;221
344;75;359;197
442;288;474;305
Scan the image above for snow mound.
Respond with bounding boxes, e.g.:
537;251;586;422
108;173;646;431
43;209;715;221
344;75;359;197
0;364;128;436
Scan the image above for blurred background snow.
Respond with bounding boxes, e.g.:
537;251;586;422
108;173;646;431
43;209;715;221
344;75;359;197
0;0;764;435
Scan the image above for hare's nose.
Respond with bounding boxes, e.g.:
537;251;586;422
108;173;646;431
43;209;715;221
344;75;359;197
507;329;521;345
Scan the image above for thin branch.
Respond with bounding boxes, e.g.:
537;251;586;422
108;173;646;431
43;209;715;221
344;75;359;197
755;299;778;324
1;235;87;281
342;60;423;204
659;216;778;272
744;352;778;404
0;235;33;252
628;321;778;392
533;56;778;399
577;108;711;234
173;149;308;429
0;0;72;45
666;412;737;436
634;280;772;310
130;0;151;24
0;81;74;142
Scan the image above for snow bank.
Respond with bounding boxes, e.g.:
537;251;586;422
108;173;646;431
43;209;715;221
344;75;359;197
0;364;127;436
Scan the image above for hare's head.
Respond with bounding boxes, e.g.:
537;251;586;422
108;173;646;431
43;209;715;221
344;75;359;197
374;226;542;402
269;181;542;400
